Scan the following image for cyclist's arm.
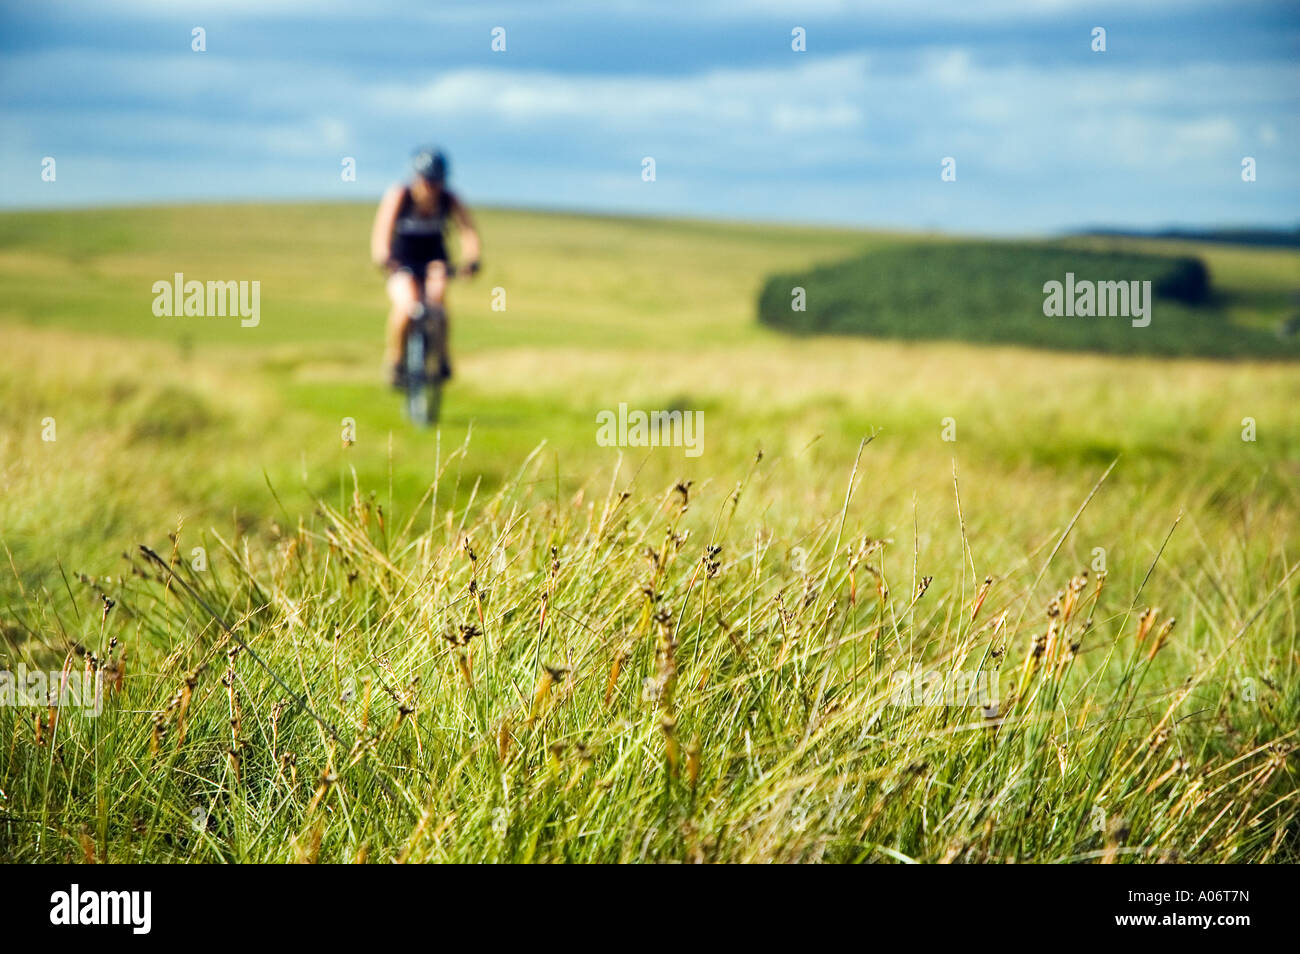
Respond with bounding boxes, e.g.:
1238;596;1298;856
450;195;480;264
370;185;404;266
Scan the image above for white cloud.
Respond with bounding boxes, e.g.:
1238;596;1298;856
371;56;870;137
695;0;1257;22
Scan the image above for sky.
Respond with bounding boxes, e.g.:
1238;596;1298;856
1;0;1297;234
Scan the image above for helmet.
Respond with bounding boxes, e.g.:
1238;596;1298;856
412;147;448;184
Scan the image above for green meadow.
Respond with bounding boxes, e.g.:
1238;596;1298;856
760;240;1300;357
0;204;1297;862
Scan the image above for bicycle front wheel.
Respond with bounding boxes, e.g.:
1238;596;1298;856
404;325;430;426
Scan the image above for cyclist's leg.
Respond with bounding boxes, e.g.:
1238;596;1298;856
423;260;448;307
422;261;452;378
385;268;423;374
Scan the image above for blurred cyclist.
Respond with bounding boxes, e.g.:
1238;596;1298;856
371;147;480;386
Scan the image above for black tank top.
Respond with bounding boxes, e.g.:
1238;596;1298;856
391;187;453;264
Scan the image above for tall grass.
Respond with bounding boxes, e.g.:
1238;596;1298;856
3;438;1295;863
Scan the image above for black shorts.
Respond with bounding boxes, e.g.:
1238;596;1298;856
390;257;448;286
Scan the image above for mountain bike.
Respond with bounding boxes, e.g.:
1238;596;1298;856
398;261;477;427
401;300;445;427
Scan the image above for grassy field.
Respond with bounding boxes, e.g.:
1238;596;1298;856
1;204;1297;862
759;241;1300;357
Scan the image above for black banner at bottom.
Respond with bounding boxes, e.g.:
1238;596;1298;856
0;862;1273;942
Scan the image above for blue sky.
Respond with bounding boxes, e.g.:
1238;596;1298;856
1;0;1296;233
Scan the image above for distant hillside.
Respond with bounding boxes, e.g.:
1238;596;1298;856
1077;226;1300;249
757;241;1300;359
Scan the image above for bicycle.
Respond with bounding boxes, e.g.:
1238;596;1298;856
396;260;477;428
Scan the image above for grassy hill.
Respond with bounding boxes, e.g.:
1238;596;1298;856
758;240;1300;358
1;204;1297;862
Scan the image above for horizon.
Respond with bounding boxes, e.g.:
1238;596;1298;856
3;196;1294;245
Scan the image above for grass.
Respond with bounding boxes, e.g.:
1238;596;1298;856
758;240;1300;358
1;203;1298;862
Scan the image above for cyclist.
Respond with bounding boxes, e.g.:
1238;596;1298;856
371;147;480;386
